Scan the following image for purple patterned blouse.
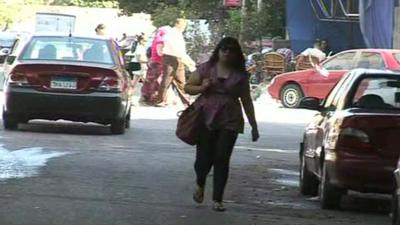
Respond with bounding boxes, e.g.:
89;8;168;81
195;62;249;133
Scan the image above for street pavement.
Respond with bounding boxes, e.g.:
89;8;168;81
0;94;392;225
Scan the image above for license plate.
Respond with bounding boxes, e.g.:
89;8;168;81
50;77;77;90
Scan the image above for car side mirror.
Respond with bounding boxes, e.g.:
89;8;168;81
299;97;322;111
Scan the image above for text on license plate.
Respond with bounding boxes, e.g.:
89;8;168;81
50;77;77;90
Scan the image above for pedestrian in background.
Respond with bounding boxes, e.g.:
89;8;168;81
95;24;107;36
277;45;295;70
185;37;260;212
156;18;196;107
141;26;171;106
131;35;148;95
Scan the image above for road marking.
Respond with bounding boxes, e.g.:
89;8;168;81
235;146;296;154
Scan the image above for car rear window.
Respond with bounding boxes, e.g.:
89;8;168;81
352;76;400;110
20;37;115;65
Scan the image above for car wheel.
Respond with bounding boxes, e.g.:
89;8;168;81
111;118;126;135
320;163;343;210
280;84;304;108
300;150;319;196
393;185;400;225
3;113;18;130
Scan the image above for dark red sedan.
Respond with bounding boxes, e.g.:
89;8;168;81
2;34;132;134
299;69;400;209
268;49;400;108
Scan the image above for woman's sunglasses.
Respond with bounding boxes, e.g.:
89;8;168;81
220;45;239;53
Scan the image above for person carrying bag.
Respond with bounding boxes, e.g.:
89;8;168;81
178;37;259;212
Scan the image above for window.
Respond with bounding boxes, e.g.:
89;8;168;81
21;37;114;65
323;52;356;70
357;52;385;70
323;73;352;110
351;76;400;110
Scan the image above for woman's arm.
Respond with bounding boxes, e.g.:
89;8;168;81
184;70;210;96
240;78;259;141
156;43;164;56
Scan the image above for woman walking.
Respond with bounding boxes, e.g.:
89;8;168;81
141;26;170;105
185;37;260;212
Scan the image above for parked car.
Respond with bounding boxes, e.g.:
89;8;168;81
0;32;18;63
393;163;400;225
299;69;400;210
2;33;132;134
268;49;400;108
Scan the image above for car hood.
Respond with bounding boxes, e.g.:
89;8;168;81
274;69;315;81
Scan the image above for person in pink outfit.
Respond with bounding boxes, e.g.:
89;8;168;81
140;26;171;105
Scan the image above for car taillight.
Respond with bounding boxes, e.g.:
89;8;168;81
97;77;122;92
8;72;30;87
340;128;370;143
338;127;371;149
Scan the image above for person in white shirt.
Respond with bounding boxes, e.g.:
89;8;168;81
131;35;149;90
157;18;196;107
299;39;327;63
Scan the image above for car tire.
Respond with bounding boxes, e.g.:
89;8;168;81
280;84;304;108
320;163;343;210
393;185;400;225
300;150;319;196
111;118;126;135
3;113;18;130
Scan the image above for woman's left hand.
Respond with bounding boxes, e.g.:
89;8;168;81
251;128;260;142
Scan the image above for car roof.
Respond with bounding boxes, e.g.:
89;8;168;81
28;32;112;41
350;68;400;78
341;49;400;54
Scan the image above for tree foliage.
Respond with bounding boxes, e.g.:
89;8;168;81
51;0;118;8
0;0;49;30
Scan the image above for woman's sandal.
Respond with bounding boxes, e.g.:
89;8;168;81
193;186;204;204
213;201;226;212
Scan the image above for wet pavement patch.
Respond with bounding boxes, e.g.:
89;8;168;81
270;168;299;187
0;145;68;180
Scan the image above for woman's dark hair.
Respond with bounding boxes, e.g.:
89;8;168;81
208;37;247;73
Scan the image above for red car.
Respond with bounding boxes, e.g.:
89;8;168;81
299;69;400;209
2;34;132;134
268;49;400;108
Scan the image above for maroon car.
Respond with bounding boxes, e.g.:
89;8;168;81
299;69;400;209
2;34;132;134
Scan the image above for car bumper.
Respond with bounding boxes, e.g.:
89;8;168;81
267;84;279;100
4;87;129;124
326;150;396;194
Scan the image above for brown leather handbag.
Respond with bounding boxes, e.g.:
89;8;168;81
176;103;202;146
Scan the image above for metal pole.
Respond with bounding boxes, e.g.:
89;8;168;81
239;0;246;44
257;0;263;12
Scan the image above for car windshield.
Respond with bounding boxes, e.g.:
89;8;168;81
20;36;115;65
351;76;400;110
